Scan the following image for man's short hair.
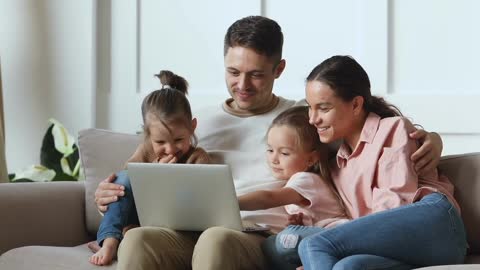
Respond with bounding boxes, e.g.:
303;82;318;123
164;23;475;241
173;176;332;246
224;16;283;63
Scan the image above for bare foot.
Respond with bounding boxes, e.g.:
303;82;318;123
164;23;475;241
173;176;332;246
87;241;101;253
89;238;119;266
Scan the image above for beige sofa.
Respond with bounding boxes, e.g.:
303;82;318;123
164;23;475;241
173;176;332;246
0;128;479;270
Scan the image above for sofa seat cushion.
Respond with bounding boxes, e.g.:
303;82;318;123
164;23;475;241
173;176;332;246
0;243;116;270
413;257;480;269
414;264;480;269
467;256;480;264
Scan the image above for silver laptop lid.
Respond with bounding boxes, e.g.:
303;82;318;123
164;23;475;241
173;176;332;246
128;163;244;231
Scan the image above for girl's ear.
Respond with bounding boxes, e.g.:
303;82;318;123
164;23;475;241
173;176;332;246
308;150;320;168
191;118;198;131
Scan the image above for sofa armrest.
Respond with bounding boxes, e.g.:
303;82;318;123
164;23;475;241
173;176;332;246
0;182;92;255
439;152;480;254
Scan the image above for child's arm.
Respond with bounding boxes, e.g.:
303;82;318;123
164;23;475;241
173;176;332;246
238;187;308;211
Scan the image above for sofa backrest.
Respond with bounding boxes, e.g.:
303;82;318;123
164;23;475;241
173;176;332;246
77;128;480;251
78;128;142;235
438;152;480;254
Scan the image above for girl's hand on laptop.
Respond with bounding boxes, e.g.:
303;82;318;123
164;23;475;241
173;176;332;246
95;173;125;212
156;154;178;163
286;213;304;226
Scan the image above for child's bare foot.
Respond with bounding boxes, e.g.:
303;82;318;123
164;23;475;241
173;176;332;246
87;241;101;253
89;238;119;266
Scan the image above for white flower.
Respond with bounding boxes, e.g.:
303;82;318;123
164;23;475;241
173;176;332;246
13;165;56;182
49;118;75;157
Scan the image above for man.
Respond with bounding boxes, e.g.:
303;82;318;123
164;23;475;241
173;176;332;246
95;16;443;270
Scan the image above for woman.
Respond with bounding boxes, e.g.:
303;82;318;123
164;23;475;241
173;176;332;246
265;55;468;270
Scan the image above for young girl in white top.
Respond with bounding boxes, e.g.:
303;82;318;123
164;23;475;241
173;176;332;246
89;70;210;266
238;106;348;228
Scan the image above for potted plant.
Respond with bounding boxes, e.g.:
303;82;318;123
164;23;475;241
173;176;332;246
9;119;82;182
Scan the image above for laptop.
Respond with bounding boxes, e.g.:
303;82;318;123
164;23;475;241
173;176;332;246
127;163;269;232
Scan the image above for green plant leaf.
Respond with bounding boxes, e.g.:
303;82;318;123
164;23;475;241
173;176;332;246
51;172;78;181
72;159;81;178
11;178;34;183
40;124;63;172
12;165;56;182
60;157;73;175
49;118;75;157
40;120;79;175
34;118;82;182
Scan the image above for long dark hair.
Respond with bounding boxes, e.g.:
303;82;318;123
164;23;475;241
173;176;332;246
307;55;402;118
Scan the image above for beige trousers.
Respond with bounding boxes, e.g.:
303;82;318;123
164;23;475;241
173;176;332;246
117;226;268;270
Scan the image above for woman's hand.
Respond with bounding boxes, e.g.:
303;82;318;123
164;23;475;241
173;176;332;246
409;130;443;176
94;173;125;212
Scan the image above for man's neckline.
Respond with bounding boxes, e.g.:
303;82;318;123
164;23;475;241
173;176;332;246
222;95;280;117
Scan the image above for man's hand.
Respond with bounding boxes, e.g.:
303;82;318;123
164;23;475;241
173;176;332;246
94;173;125;212
409;130;443;176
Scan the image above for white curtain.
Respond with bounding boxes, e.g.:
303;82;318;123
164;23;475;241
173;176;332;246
0;60;8;183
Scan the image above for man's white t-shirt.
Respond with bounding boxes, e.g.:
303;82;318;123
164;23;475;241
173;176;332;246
194;96;300;232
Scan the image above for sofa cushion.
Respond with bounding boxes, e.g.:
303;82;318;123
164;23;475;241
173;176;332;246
414;264;480;270
467;256;480;264
439;153;480;254
0;182;90;255
78;128;142;235
77;128;480;256
0;244;116;270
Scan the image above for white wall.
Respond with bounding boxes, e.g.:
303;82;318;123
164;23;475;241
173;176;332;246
0;0;94;173
130;0;480;155
1;0;479;173
100;0;262;134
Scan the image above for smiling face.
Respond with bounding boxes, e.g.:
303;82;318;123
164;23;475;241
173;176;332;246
306;80;360;147
147;115;196;161
224;46;285;112
266;125;318;180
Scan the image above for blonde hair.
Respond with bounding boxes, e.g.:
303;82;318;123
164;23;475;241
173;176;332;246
268;106;330;181
141;70;197;146
268;106;347;214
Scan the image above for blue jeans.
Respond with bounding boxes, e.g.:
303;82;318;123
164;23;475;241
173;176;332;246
262;225;323;270
263;193;468;270
96;170;139;246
